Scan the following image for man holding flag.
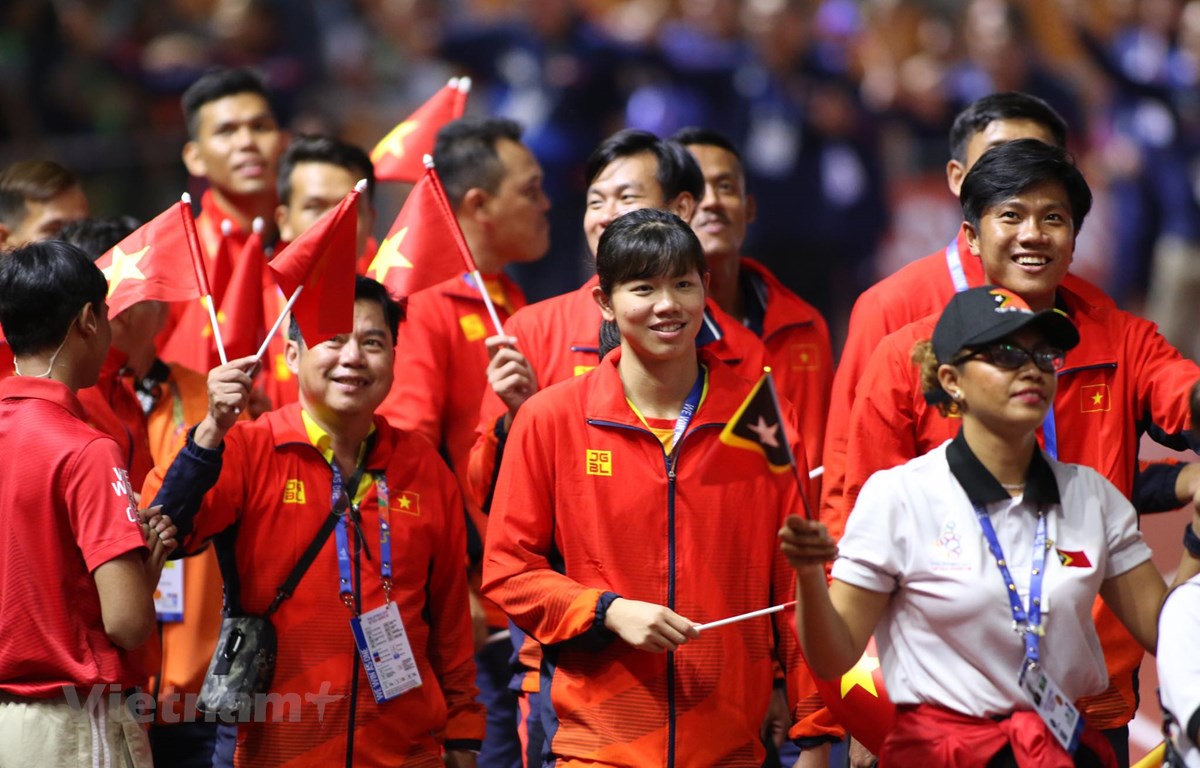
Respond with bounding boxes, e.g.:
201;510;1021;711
270;135;379;407
374;116;549;768
148;179;484;765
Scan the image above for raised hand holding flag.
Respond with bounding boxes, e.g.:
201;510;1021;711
371;78;471;183
258;181;362;360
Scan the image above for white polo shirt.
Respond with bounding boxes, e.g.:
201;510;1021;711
1158;574;1200;767
832;432;1151;719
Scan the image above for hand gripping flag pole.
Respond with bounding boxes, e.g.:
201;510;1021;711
698;367;817;632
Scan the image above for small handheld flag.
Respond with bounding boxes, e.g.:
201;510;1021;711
259;182;362;359
96;197;205;319
719;370;812;518
371;78;471;183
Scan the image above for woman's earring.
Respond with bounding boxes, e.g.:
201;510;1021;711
952;391;963;401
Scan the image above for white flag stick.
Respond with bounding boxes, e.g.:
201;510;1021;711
254;285;303;364
470;269;506;336
204;295;228;365
809;465;824;479
693;601;796;632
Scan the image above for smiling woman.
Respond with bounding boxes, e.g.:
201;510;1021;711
482;207;812;766
780;284;1200;768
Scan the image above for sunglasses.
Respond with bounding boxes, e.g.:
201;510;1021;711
951;342;1065;374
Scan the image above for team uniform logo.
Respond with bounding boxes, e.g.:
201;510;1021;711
110;467;138;522
393;490;421;516
459;313;486;342
282;479;307;504
585;450;612;477
791;343;820;372
1056;549;1092;568
1080;384;1110;413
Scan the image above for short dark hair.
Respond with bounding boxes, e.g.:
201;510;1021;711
277;135;376;206
59;216;142;260
0;240;108;356
596;208;707;295
585;130;704;204
0;160;81;228
960;139;1092;233
672;126;744;167
948;92;1068;163
287;275;405;346
434;117;524;206
181;67;271;139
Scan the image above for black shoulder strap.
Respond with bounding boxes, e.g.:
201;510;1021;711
216;454;372;619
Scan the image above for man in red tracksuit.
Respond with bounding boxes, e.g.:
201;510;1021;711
675;127;833;488
843;139;1200;766
376;116;550;768
149;277;483;767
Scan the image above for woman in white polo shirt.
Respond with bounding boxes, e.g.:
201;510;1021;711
781;285;1198;768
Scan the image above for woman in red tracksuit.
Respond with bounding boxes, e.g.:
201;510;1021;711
483;208;808;767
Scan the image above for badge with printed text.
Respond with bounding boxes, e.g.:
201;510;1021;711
154;560;184;622
1018;662;1083;753
350;602;422;704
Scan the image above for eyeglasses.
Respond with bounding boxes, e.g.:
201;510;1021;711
951;342;1065;374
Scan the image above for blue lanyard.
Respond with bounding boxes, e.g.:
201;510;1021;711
670;368;707;455
975;503;1048;666
333;464;393;614
946;237;969;293
946;234;1060;459
1042;409;1058;461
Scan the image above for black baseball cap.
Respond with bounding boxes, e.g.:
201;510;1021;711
932;286;1080;365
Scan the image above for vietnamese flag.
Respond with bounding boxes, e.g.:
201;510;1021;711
371;78;470;183
96;199;204;318
267;185;360;347
216;218;267;359
366;162;476;297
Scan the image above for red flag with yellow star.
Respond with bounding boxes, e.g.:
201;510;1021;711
268;186;359;347
216;219;267;359
812;636;894;753
371;78;470;183
367;163;477;297
95;200;204;318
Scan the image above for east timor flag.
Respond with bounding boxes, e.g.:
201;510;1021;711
719;371;796;473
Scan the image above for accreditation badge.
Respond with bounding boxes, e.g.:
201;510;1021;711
350;602;422;704
154;560;184;622
1018;662;1083;753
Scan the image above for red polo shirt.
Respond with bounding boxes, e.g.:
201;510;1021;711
0;376;147;697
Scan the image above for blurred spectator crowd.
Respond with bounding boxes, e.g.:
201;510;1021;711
3;0;1199;349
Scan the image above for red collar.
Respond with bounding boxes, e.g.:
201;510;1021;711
0;376;88;421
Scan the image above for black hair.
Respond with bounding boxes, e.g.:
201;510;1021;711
0;240;108;356
59;216;142;259
181;67;271;139
0;160;81;228
948;92;1068;163
585;129;704;204
287;275;405;346
960;139;1092;233
596;208;707;295
672;126;743;165
277;134;376;206
433;117;524;206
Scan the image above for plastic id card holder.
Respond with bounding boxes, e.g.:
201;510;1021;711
154;560;184;622
350;602;422;704
1018;662;1084;753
